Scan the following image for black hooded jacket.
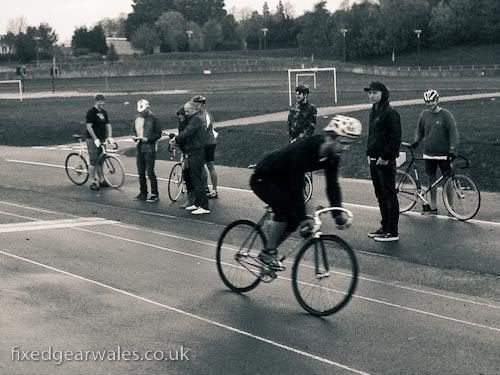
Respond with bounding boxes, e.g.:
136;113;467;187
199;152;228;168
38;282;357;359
366;86;401;160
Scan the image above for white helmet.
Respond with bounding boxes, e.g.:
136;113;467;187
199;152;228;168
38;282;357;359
423;89;439;103
324;115;362;138
137;99;150;113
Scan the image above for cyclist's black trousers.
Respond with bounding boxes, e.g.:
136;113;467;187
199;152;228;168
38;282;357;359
369;160;399;234
136;145;158;196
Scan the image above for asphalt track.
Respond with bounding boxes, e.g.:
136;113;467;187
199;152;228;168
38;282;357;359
0;141;499;374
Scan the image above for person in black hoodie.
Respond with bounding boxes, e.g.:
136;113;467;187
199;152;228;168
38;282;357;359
364;81;402;242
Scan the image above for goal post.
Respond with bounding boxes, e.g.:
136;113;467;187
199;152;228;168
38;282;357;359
0;80;23;101
288;67;337;106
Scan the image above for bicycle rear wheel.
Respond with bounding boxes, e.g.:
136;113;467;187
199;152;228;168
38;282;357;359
101;155;125;188
303;172;313;203
442;173;480;221
396;169;418;212
216;220;265;293
65;153;89;185
292;235;358;316
168;163;184;202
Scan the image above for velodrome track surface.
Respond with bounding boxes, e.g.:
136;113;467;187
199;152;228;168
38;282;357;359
0;143;499;374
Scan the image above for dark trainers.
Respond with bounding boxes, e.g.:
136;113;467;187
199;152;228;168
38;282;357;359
134;193;147;201
90;182;100;191
374;232;399;242
207;191;219;199
368;228;384;238
146;195;159;203
258;250;284;271
99;181;110;188
422;205;438;215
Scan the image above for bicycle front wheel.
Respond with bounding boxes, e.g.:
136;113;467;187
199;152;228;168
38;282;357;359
101;155;125;188
168;163;184;202
65;153;89;185
216;220;265;293
292;235;358;316
303;172;313;203
442;173;480;221
396;169;418;212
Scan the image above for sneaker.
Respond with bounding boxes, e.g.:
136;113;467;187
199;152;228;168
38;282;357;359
258;250;284;271
134;193;147;201
207;191;219;199
367;228;384;238
374;233;399;242
191;207;210;215
422;205;438;215
90;182;100;191
185;205;198;211
99;181;110;188
146;195;159;203
179;201;195;209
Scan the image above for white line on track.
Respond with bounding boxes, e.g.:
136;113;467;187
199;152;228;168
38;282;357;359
0;249;371;375
5;158;500;226
69;226;500;332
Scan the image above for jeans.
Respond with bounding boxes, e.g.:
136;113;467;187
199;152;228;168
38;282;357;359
136;144;158;196
370;159;399;234
187;150;208;210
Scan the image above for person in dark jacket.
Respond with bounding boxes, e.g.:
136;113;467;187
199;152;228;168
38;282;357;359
175;105;195;209
175;101;209;215
132;99;162;202
250;117;362;269
365;81;402;242
287;84;317;141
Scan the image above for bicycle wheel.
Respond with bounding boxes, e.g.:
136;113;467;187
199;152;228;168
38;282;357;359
292;235;358;316
168;163;184;202
303;173;313;203
65;153;89;185
442;173;480;221
396;169;418;212
101;155;125;188
216;220;265;293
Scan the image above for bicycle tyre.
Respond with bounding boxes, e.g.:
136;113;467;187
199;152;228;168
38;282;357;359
292;235;358;316
442;173;481;221
216;220;265;293
396;169;418;213
101;155;125;188
65;153;89;185
168;163;184;202
303;173;313;203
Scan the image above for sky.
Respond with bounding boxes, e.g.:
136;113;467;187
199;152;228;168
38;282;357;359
1;0;343;44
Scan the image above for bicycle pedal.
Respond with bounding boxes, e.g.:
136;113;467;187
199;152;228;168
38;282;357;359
259;270;277;283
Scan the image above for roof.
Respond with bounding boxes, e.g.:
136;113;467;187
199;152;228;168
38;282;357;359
106;37;142;56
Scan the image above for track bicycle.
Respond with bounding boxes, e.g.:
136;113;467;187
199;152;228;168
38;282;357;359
164;133;187;202
64;135;125;188
395;142;480;221
216;206;359;316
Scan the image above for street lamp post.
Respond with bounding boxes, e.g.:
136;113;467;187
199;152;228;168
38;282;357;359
340;28;348;63
261;28;269;50
414;29;422;65
34;36;42;66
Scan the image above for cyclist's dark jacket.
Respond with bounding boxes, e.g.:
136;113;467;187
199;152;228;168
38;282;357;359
176;111;206;153
85;106;109;141
366;87;401;160
252;135;342;222
131;111;162;150
287;101;317;139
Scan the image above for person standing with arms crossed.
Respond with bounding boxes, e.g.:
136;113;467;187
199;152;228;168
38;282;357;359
86;94;114;191
365;82;402;242
412;89;459;214
287;84;317;141
132;99;162;203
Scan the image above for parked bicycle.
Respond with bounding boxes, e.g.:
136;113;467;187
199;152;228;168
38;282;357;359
166;139;187;202
396;142;480;220
64;135;125;188
216;206;359;316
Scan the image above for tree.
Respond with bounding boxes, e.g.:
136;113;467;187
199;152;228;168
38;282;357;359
106;44;119;63
174;0;227;25
99;15;127;37
125;0;175;38
262;2;271;17
237;11;264;49
202;19;223;50
220;15;242;50
297;1;331;50
71;25;107;55
156;11;187;52
428;1;456;47
6;16;28;34
131;24;160;54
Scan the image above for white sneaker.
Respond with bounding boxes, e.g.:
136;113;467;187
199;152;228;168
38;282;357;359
191;207;210;215
185;205;198;211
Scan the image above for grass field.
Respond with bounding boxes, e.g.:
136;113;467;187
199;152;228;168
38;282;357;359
1;71;499;191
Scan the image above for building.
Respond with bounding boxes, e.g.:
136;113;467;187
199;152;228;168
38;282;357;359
0;35;13;55
105;37;143;56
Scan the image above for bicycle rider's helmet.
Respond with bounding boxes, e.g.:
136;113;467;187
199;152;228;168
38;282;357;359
423;89;439;103
137;99;150;113
190;95;206;104
295;84;310;96
324;115;362;138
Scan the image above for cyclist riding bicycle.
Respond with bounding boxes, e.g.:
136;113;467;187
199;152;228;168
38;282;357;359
287;84;317;142
250;115;362;269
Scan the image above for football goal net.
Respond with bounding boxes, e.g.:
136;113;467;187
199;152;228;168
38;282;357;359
287;67;337;106
0;80;23;101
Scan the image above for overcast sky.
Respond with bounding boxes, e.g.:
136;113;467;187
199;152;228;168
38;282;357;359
1;0;343;44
